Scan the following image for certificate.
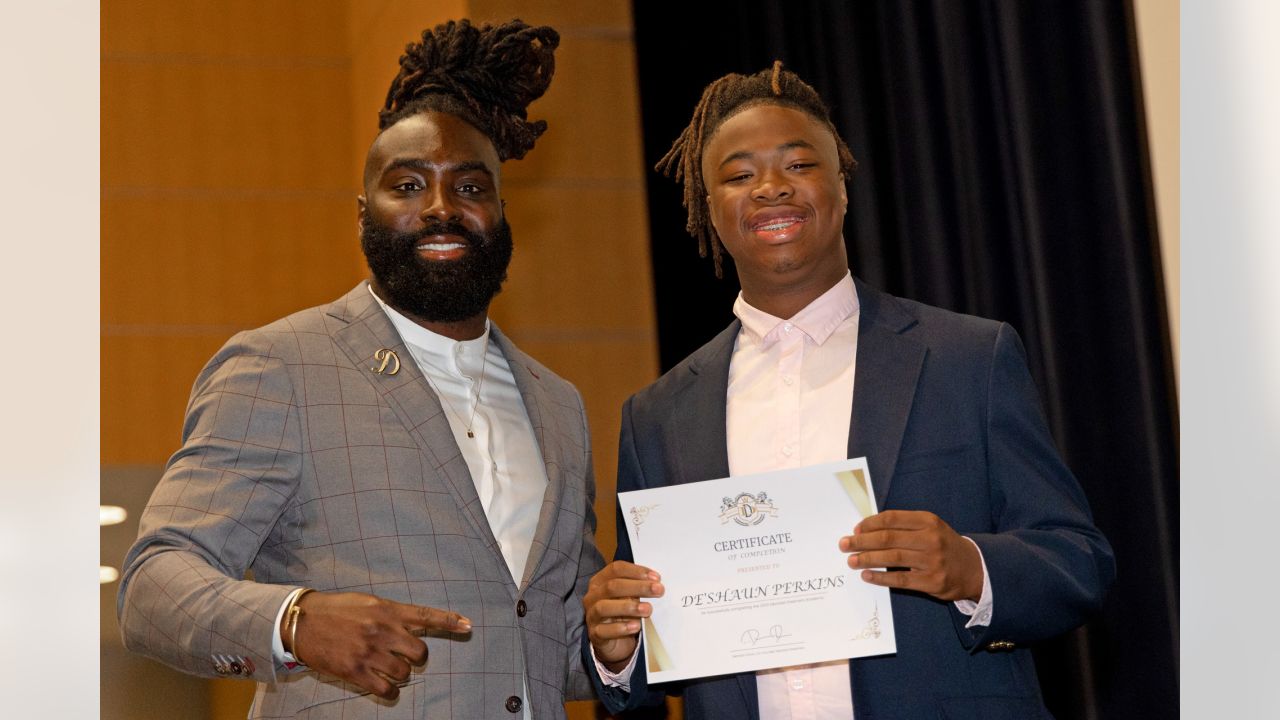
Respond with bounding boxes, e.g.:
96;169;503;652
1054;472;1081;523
619;457;896;683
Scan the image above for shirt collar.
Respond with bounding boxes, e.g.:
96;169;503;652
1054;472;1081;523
733;271;858;347
367;285;490;366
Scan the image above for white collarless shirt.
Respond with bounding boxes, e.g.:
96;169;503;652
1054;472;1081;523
371;288;547;586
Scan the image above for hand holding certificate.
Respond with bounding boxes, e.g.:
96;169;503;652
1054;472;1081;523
612;458;897;683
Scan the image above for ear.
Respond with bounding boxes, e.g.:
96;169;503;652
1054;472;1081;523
704;195;721;234
356;196;367;233
839;180;848;211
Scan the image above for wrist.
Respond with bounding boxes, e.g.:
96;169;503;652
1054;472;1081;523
281;588;316;659
598;639;637;671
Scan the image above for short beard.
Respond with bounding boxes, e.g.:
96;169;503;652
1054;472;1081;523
360;210;514;323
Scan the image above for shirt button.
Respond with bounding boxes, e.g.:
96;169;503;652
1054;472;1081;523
782;445;794;457
516;599;527;617
791;678;805;690
784;323;794;333
505;696;523;713
782;375;794;386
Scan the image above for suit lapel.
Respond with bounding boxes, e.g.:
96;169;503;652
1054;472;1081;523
668;322;739;485
489;327;567;591
848;280;925;509
326;283;502;557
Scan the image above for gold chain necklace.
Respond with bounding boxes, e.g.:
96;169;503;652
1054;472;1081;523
422;336;491;439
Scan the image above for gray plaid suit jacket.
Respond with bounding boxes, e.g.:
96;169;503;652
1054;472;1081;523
118;282;605;719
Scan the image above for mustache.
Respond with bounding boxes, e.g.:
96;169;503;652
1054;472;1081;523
404;220;485;246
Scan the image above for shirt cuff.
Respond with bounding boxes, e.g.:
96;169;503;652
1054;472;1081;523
952;537;993;627
591;642;640;691
272;587;308;669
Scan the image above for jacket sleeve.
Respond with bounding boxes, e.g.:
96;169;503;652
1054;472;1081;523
953;323;1116;648
584;395;671;713
116;334;303;683
564;388;607;701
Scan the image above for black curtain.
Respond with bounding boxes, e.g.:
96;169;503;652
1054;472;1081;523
631;1;1178;718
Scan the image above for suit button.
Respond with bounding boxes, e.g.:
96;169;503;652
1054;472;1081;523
516;599;527;617
505;695;522;713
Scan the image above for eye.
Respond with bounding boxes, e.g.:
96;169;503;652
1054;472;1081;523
392;180;422;192
788;162;817;171
457;182;486;195
725;172;752;184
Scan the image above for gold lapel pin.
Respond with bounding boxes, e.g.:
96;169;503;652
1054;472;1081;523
372;348;401;375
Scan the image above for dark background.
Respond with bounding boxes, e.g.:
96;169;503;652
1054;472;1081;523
631;1;1178;717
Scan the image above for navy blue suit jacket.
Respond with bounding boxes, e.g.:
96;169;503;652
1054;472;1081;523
587;279;1114;719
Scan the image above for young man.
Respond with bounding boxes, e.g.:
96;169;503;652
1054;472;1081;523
583;63;1114;719
118;20;603;719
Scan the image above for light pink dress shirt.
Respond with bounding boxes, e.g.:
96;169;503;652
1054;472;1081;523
728;273;861;719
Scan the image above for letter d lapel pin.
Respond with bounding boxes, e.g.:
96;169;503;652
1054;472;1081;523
372;348;401;375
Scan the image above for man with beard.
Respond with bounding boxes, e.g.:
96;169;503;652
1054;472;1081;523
118;19;604;720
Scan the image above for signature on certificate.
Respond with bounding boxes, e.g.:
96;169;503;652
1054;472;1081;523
741;624;792;646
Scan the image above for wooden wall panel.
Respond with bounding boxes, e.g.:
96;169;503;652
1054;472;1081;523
347;0;469;180
102;194;359;327
103;0;348;58
495;186;652;329
500;37;647;185
101;63;352;192
102;0;361;468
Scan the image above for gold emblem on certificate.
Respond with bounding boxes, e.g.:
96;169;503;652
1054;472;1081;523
719;491;778;526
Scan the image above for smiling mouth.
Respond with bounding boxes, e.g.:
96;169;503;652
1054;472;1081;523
415;238;470;260
749;215;807;240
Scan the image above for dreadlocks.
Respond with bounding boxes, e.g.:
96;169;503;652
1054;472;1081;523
656;61;857;277
379;19;559;161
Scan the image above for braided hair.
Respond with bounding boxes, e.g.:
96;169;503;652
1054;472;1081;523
656;61;857;277
379;19;559;161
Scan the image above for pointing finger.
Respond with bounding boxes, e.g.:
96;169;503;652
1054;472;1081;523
399;602;472;633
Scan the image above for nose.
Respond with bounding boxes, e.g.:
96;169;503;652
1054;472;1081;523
752;169;792;202
421;186;460;222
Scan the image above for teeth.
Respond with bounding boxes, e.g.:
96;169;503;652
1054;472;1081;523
419;243;465;251
758;221;795;231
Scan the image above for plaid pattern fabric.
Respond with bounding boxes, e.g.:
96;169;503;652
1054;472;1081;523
118;283;604;719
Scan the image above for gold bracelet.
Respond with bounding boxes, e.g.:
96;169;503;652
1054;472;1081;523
284;588;315;663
